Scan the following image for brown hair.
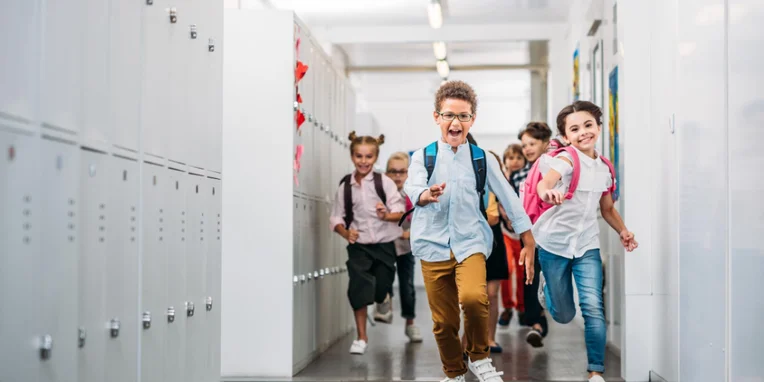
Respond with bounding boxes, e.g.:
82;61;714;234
488;150;504;173
556;101;603;137
517;121;552;142
348;131;385;157
435;80;478;114
386;152;409;169
503;143;524;164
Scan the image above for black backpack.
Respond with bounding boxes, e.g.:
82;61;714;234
339;172;387;229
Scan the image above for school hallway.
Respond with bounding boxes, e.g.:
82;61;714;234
224;286;622;382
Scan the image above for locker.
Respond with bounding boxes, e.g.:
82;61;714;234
203;1;224;173
140;0;174;158
0;1;39;124
185;173;208;382
82;0;111;147
78;150;110;382
103;156;140;382
168;10;191;165
164;167;188;382
184;1;207;170
40;0;84;133
205;178;222;382
39;139;80;382
109;0;143;151
0;133;42;382
141;162;168;382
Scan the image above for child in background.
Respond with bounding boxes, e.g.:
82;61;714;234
330;132;406;355
498;144;527;327
385;152;423;343
534;101;637;382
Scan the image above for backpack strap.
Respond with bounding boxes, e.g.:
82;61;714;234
372;172;387;205
599;156;618;195
423;141;438;183
469;143;488;219
549;146;581;199
339;174;353;229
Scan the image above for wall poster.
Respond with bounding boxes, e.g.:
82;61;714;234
608;66;620;202
573;45;581;101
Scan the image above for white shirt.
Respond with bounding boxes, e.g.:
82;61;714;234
531;147;614;259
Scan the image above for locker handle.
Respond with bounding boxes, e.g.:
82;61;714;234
146;0;153;5
78;327;86;348
186;301;195;317
190;24;197;39
143;311;152;329
169;8;177;24
110;318;120;338
208;38;215;52
167;307;176;323
39;334;53;360
206;297;213;311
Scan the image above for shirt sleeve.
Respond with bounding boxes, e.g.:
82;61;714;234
486;154;532;234
540;152;574;179
382;175;405;213
403;149;428;207
486;192;499;218
329;184;346;231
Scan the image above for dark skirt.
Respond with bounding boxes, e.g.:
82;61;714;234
485;223;509;281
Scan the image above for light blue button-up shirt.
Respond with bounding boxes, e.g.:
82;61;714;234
404;139;532;263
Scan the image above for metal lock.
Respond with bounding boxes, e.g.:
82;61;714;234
293;275;299;283
300;274;306;283
319;269;325;277
146;0;153;5
206;296;213;311
189;24;197;39
142;311;152;329
307;272;313;281
293;101;299;111
307;114;313;122
319;123;325;131
186;301;195;317
313;271;319;279
208;38;215;52
78;327;86;348
110;318;120;338
167;306;176;323
325;267;331;275
40;335;53;360
169;8;177;24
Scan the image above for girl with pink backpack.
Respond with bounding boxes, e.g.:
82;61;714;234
525;101;638;382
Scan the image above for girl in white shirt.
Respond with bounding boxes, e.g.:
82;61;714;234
534;101;638;382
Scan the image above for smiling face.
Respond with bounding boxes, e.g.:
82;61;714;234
561;111;601;156
505;151;526;173
351;144;378;177
435;98;475;150
520;133;548;163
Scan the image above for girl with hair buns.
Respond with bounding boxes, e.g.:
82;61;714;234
329;131;406;355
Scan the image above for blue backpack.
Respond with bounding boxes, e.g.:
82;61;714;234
399;141;489;225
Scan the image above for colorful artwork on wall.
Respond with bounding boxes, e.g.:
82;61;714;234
573;46;581;101
608;66;620;202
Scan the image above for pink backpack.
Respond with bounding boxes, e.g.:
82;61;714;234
520;147;617;224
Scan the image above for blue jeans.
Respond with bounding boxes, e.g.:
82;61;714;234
538;247;606;373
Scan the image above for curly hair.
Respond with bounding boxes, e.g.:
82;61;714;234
348;131;385;157
435;80;478;114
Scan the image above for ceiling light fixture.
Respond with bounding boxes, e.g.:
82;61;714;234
433;41;447;60
428;0;443;29
436;59;450;78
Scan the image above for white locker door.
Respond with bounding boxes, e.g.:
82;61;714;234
184;1;205;170
167;11;189;166
82;0;111;147
140;0;173;158
78;150;110;382
40;0;84;133
203;0;223;174
205;178;222;382
164;168;188;382
141;163;168;382
185;174;207;382
109;0;142;151
39;139;80;382
0;133;41;382
103;156;139;382
0;1;39;124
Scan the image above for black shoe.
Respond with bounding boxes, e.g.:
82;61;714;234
525;328;544;348
498;310;512;326
489;344;503;353
518;311;527;326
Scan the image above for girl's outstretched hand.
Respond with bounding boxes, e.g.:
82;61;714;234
620;230;638;252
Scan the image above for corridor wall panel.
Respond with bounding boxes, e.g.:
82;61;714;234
0;1;39;126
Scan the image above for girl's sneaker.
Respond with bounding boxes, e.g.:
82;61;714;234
526;328;544;348
349;340;367;355
589;375;606;382
468;357;505;382
405;324;423;342
440;374;466;382
374;294;393;323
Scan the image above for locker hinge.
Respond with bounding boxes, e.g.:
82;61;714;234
39;335;53;360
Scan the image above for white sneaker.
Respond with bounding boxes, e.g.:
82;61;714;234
589;375;606;382
468;357;504;382
440;374;466;382
405;324;423;342
373;294;393;323
349;339;367;354
537;271;547;308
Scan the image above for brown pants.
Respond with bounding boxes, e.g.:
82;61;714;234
421;252;489;378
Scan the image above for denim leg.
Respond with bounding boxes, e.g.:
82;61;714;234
572;249;607;373
537;247;576;324
396;253;417;319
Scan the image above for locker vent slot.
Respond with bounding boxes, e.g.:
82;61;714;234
168;159;186;166
113;153;138;162
113;144;138;153
0;110;32;125
81;146;109;155
168;167;185;173
144;160;164;167
207;175;221;180
188;172;204;177
41;134;77;146
41;122;76;135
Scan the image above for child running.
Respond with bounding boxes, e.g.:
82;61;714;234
330;132;406;355
533;101;638;382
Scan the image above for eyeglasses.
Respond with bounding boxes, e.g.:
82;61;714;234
438;112;473;122
386;169;408;176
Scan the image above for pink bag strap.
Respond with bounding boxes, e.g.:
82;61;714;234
599;155;617;195
547;147;581;199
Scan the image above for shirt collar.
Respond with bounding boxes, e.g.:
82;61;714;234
437;137;468;151
350;171;374;185
572;146;599;166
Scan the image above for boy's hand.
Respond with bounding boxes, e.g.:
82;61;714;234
401;230;410;240
542;189;564;205
620;230;638;252
419;183;446;205
345;229;359;244
519;246;535;285
375;202;388;219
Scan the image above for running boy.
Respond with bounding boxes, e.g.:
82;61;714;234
404;81;536;382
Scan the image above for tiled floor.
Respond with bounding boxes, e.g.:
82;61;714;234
228;287;623;382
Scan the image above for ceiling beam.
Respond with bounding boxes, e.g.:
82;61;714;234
319;23;566;44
